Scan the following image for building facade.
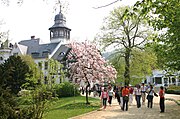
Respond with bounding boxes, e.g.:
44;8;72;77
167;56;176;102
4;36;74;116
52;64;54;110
0;8;71;84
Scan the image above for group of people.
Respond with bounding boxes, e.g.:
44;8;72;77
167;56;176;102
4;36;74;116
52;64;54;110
100;83;165;113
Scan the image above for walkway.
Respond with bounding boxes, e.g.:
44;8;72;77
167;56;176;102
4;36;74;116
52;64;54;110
70;94;180;119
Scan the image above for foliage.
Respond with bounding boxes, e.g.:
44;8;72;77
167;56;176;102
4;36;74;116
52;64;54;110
96;6;154;85
166;85;180;95
54;82;80;98
20;55;42;89
43;96;100;119
47;59;65;85
16;85;54;119
0;55;33;95
67;41;117;103
134;0;180;70
108;48;157;85
0;87;18;119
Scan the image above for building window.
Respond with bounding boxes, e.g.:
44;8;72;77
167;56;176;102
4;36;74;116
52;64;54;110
42;51;49;57
44;76;48;84
31;52;39;57
44;61;48;70
54;31;58;37
59;30;63;37
38;62;42;70
13;53;18;56
155;77;162;84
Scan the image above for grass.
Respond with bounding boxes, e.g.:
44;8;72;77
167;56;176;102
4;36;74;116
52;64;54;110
43;96;100;119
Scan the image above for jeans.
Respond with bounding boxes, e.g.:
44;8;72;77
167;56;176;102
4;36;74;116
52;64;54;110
160;97;165;112
136;95;141;108
122;96;129;111
147;95;153;108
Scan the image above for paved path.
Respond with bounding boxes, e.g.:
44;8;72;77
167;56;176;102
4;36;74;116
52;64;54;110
70;94;180;119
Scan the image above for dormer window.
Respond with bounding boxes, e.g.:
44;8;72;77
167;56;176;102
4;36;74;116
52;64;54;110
42;50;49;57
31;52;39;57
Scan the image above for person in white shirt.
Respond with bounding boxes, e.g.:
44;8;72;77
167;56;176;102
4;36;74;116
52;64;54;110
141;83;146;105
147;85;155;108
134;84;142;108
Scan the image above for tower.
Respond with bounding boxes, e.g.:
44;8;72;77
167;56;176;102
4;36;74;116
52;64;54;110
49;5;71;43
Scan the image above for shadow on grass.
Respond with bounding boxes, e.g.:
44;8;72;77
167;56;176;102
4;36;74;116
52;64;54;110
48;102;100;112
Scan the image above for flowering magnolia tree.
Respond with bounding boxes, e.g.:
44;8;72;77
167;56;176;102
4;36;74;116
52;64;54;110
67;41;117;104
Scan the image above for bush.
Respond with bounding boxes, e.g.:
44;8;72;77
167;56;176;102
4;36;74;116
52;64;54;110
54;82;80;98
165;86;180;95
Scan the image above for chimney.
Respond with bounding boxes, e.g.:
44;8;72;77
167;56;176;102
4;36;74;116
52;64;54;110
31;36;35;39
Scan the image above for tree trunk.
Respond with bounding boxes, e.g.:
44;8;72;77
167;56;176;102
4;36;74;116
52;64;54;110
85;81;90;104
124;48;131;86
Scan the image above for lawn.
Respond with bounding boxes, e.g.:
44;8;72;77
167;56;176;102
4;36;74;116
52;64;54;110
43;96;100;119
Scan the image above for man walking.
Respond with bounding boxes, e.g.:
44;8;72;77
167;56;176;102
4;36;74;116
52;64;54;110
159;86;165;113
122;86;129;111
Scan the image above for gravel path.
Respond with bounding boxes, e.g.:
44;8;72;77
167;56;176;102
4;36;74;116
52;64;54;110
70;94;180;119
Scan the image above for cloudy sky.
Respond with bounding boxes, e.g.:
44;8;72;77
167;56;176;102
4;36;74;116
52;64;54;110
0;0;136;43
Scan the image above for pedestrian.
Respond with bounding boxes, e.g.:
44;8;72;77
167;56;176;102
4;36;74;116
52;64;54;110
97;84;102;97
108;86;114;106
146;85;155;108
122;86;129;111
159;86;165;113
134;84;142;108
101;87;109;110
119;86;124;109
114;85;121;105
141;83;146;105
128;85;134;105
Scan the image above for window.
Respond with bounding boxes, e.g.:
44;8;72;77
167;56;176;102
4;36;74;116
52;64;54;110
13;53;18;56
42;51;49;57
44;61;48;70
54;31;58;37
59;30;63;37
38;62;42;70
44;76;48;84
31;52;39;57
155;77;162;84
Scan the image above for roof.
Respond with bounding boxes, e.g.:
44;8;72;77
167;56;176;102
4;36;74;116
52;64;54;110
18;39;71;60
52;44;71;61
19;39;59;58
17;44;28;55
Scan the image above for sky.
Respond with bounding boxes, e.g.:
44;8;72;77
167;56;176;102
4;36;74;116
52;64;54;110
0;0;136;44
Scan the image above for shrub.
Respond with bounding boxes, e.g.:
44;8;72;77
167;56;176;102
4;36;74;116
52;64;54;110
165;86;180;95
54;82;80;98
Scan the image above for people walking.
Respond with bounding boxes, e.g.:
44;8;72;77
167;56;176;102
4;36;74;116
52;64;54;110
159;86;165;113
141;83;146;105
128;85;134;105
119;86;124;109
147;85;155;108
122;86;129;111
114;85;121;105
134;84;142;108
101;87;108;110
108;86;114;106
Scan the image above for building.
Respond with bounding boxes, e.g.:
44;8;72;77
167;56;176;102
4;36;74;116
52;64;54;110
0;7;71;84
146;70;180;87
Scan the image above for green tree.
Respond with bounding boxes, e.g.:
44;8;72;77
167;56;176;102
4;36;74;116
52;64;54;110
109;48;157;85
134;0;180;70
20;55;42;89
96;6;154;85
0;55;32;95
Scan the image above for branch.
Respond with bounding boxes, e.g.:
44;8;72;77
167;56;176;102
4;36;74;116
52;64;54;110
93;0;121;9
133;39;146;48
